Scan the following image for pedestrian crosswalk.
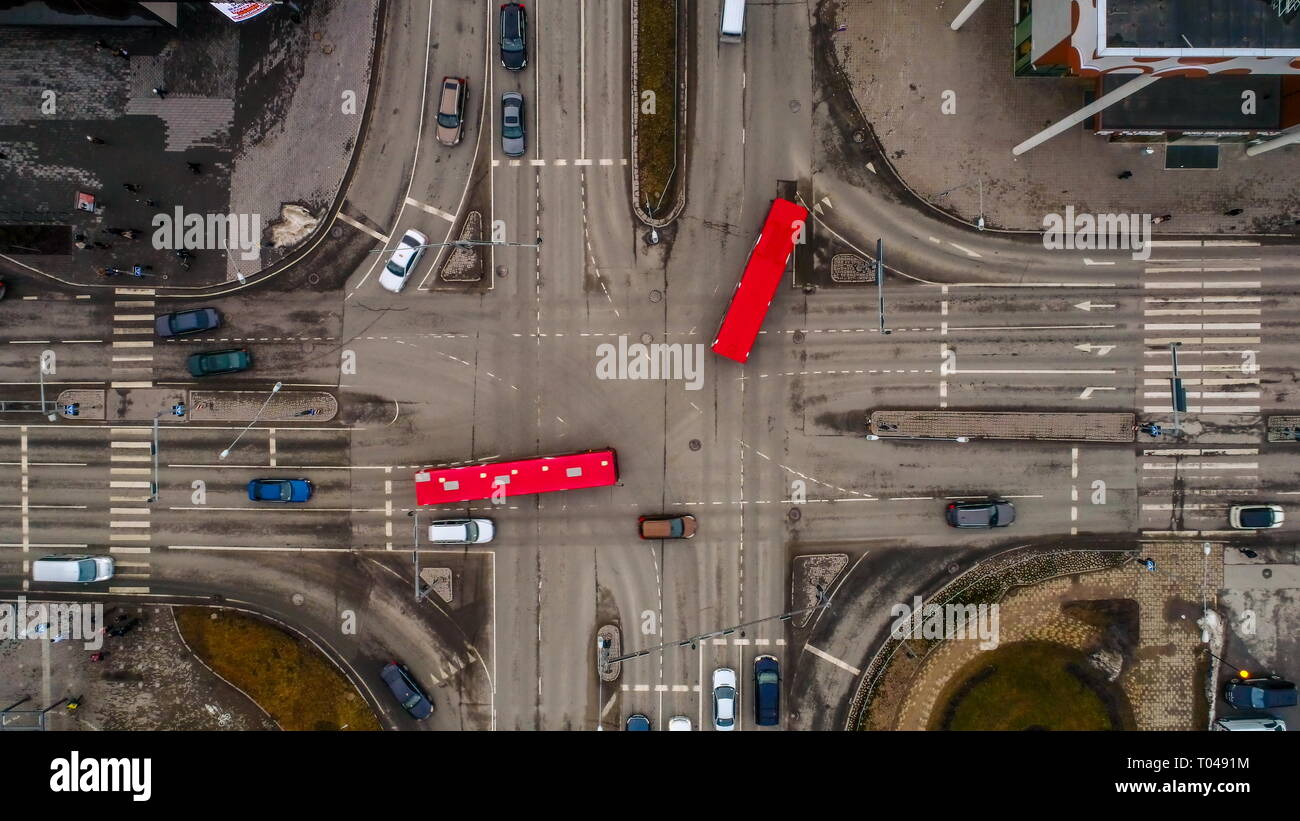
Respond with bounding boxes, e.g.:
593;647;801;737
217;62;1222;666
107;425;153;592
1140;244;1263;416
1138;446;1260;534
110;287;156;389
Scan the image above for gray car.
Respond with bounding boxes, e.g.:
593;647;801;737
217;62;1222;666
945;499;1016;528
155;307;221;338
501;92;525;158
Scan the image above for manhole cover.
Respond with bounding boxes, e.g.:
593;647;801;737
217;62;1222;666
291;593;305;606
307;273;320;285
853;130;866;144
640;332;654;345
496;265;508;279
793;331;805;344
331;226;344;239
948;563;960;574
1263;568;1273;579
688;439;701;451
789;99;801;113
649;289;663;303
788;507;801;522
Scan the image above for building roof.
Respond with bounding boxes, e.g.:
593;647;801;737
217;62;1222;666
1098;73;1281;130
1106;0;1300;51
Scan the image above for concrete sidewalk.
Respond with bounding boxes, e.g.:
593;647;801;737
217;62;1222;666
826;0;1300;235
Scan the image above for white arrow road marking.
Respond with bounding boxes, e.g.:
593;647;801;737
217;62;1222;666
949;243;982;258
813;202;824;215
1083;258;1117;266
1078;386;1118;400
820;195;833;209
1075;301;1117;311
1074;344;1117;356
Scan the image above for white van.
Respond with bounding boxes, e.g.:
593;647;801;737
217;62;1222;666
31;554;114;583
720;0;745;43
1214;715;1287;731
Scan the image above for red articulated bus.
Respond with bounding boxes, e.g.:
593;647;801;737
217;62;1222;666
413;449;619;505
710;197;809;363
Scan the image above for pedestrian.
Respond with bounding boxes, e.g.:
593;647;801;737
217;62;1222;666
1153;214;1172;224
143;198;159;208
95;267;116;278
121;229;138;240
1117;170;1133;179
122;182;140;193
73;232;86;242
1225;208;1244;216
152;86;167;99
94;39;110;51
74;240;87;250
85;135;105;145
105;227;124;236
187;161;202;175
117;47;129;61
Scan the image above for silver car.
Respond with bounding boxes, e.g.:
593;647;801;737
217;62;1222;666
501;92;525;158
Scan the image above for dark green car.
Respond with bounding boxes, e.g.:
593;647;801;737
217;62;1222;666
186;348;252;377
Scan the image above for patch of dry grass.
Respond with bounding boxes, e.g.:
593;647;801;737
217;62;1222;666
637;0;678;213
175;607;380;731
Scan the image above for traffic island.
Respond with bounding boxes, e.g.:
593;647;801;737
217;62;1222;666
189;390;337;422
630;0;687;226
868;410;1136;443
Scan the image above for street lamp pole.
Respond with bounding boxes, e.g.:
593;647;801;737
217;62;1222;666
37;358;57;422
1169;342;1185;434
865;434;969;443
875;239;890;336
218;381;282;459
149;412;162;503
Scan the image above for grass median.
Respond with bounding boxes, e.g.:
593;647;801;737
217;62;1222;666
636;0;678;215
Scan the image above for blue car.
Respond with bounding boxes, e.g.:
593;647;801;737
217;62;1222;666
380;662;433;720
247;478;313;503
625;714;651;731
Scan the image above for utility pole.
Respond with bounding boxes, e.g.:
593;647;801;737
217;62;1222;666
598;586;830;674
1169;342;1186;434
876;239;890;336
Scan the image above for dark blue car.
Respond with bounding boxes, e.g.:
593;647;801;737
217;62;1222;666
625;714;651;731
247;478;313;503
380;662;433;720
754;655;780;726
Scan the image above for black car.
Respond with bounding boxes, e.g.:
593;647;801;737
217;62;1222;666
155;307;221;338
945;499;1016;528
1225;676;1297;709
500;3;527;70
380;661;433;719
754;655;780;726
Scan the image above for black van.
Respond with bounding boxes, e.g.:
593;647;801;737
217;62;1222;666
754;655;780;726
1224;676;1297;709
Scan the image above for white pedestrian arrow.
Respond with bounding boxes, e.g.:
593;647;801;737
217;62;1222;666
813;202;823;215
1078;386;1118;400
1074;344;1116;356
820;195;833;209
1074;301;1117;312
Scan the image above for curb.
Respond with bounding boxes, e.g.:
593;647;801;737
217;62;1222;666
629;0;688;228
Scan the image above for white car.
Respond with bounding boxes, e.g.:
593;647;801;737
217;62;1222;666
667;715;692;731
428;518;494;544
378;229;428;293
1229;504;1284;530
712;667;737;731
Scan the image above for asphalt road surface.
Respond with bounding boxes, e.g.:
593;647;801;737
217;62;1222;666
1;0;1298;732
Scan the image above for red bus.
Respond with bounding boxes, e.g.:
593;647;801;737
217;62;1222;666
414;449;619;505
711;197;809;363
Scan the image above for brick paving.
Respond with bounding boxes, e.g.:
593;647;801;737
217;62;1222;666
889;542;1222;731
830;0;1300;234
869;410;1135;442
